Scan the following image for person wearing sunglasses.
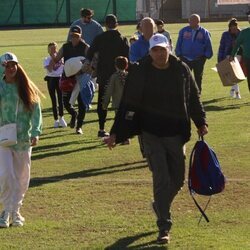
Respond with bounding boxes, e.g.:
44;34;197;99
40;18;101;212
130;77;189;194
67;8;103;46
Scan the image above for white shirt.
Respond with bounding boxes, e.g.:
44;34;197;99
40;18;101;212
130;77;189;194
43;56;64;77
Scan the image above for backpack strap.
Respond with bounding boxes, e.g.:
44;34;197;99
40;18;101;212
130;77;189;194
188;137;210;223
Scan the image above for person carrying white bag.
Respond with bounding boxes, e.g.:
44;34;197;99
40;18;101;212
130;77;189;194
0;52;42;228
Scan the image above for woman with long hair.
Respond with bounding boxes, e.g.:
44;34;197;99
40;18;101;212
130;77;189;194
218;18;242;99
0;52;42;228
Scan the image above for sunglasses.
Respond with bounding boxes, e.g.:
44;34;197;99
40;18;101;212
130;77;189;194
84;16;92;20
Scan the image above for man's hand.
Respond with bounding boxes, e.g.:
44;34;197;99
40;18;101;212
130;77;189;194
103;134;116;150
197;125;208;137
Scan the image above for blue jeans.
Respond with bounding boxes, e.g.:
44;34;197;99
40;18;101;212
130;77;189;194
142;131;185;232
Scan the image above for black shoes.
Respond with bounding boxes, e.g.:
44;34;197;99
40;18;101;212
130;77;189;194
97;130;109;137
157;230;170;244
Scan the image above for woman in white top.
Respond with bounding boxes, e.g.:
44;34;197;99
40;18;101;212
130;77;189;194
44;42;67;127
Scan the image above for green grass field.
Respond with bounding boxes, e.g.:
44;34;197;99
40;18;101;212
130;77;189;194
0;22;249;249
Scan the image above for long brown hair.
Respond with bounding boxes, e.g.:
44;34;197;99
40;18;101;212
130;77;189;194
15;64;40;111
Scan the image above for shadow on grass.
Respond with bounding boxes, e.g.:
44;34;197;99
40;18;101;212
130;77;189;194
105;231;167;249
203;97;250;112
29;160;147;188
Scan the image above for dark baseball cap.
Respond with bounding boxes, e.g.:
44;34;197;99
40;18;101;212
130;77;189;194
70;25;82;36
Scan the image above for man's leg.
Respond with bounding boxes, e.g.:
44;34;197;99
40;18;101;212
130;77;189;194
97;84;108;137
192;57;206;93
142;132;185;233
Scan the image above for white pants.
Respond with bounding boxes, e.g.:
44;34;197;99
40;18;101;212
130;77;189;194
231;84;240;92
0;146;31;213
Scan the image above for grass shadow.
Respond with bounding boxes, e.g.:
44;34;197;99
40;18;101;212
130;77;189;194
203;97;250;112
105;231;167;249
29;160;147;188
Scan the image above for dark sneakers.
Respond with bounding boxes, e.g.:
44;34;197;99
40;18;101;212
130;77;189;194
157;230;170;244
98;130;109;137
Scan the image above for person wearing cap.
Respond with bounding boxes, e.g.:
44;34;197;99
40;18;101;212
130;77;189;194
155;19;173;52
175;14;213;93
86;14;129;138
67;8;103;45
218;18;242;99
129;17;155;63
52;25;89;135
104;34;208;244
230;14;250;92
0;52;42;228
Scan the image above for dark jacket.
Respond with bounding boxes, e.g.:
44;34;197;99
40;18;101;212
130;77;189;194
218;29;241;62
110;55;207;143
86;29;129;85
62;40;88;62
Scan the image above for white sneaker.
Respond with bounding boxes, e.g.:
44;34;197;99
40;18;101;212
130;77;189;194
0;211;10;228
230;89;235;98
235;93;241;99
59;117;67;127
54;120;60;128
11;212;25;227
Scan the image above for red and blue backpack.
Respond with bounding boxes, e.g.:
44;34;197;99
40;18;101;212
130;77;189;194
188;137;226;223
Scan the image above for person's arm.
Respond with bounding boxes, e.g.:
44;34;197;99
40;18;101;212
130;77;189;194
48;46;63;69
86;36;99;61
204;30;213;59
175;29;183;57
218;33;226;63
186;65;208;134
30;102;42;146
231;31;243;58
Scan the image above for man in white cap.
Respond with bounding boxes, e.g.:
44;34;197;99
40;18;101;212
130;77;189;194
104;34;208;244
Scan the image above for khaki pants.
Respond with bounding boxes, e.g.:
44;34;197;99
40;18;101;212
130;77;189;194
142;131;185;232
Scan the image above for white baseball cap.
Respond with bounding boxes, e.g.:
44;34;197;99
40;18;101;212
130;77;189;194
0;52;18;64
149;34;169;50
64;56;85;77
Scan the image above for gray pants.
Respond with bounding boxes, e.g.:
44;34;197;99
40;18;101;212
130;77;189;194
142;131;185;232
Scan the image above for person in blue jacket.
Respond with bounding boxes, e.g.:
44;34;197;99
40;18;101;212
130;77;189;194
218;18;242;99
175;14;213;93
129;17;155;63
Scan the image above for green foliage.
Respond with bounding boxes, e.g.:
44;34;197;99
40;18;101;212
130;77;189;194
0;22;249;249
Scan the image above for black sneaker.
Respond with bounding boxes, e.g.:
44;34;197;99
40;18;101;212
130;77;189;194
69;114;77;128
98;130;109;137
157;230;170;244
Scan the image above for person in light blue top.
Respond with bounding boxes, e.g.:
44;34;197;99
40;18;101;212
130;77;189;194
67;8;103;45
175;14;213;93
0;52;42;228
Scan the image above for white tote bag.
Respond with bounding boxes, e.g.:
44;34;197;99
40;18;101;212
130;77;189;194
0;123;17;146
0;100;18;147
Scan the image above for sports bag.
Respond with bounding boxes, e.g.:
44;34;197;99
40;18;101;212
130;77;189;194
59;75;76;92
188;137;225;223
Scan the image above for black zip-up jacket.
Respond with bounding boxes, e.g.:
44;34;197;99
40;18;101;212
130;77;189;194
110;55;207;143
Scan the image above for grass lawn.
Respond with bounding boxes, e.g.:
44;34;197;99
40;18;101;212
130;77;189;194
0;21;249;249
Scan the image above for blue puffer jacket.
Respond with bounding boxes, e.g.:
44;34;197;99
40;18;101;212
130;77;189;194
175;26;213;61
217;30;241;62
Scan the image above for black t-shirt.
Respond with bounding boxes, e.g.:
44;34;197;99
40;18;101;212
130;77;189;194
140;63;183;137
